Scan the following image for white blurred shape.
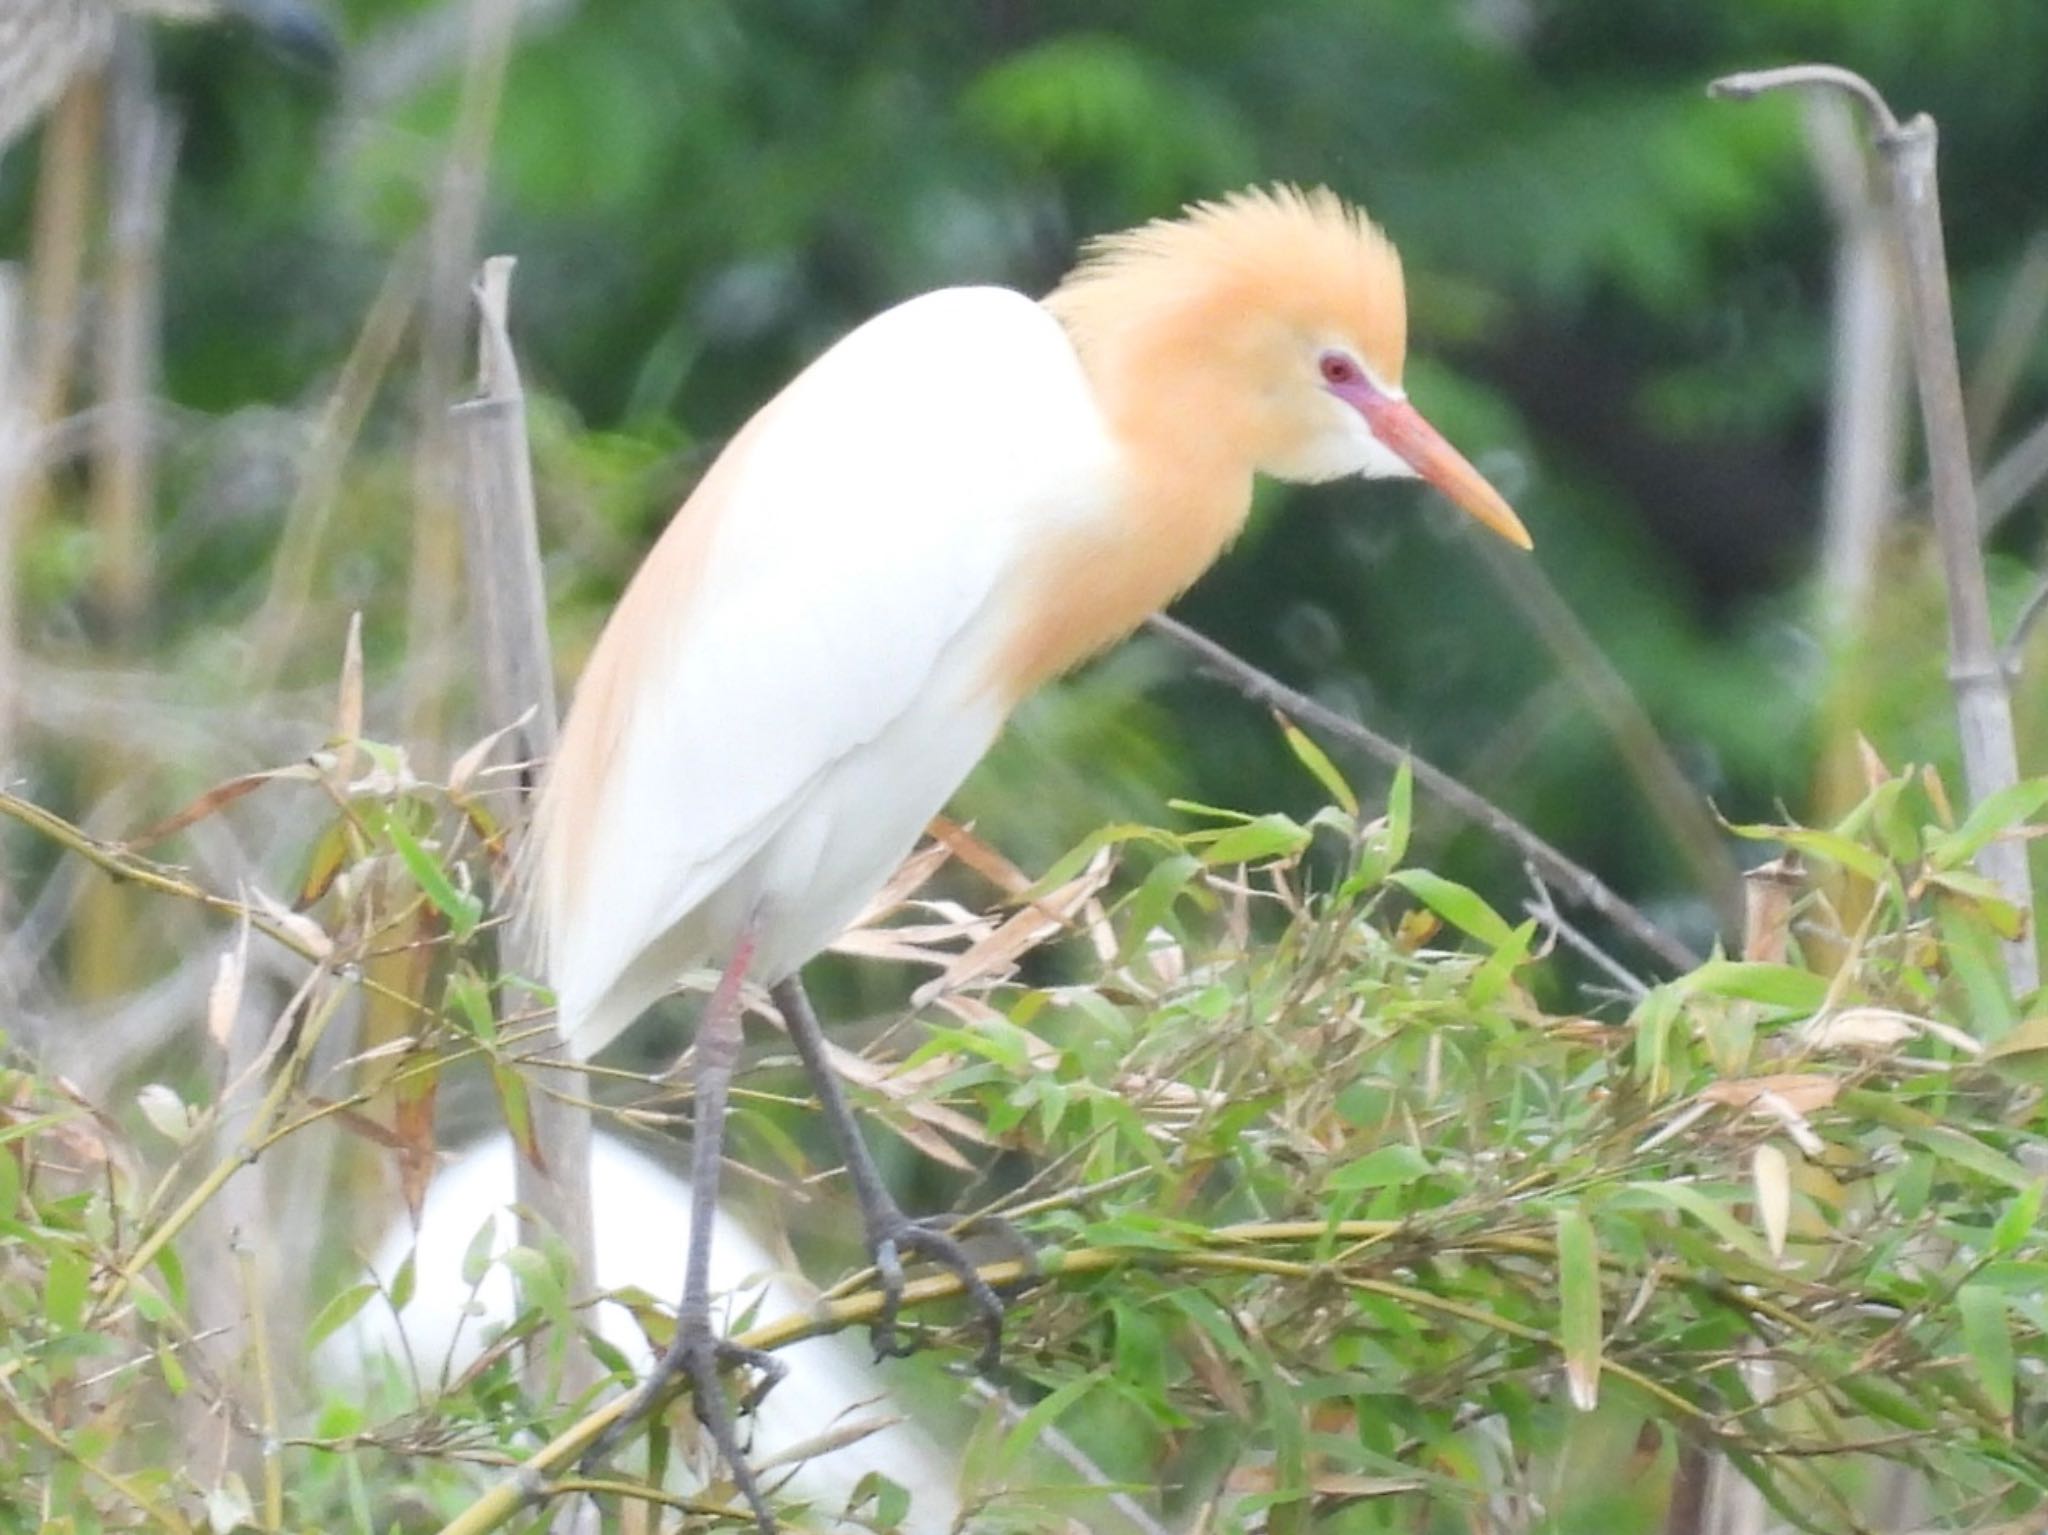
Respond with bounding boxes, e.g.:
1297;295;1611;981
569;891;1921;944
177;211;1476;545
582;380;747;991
319;1132;960;1530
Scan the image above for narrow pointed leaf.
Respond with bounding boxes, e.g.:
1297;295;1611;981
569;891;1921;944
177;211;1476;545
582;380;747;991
1555;1205;1601;1411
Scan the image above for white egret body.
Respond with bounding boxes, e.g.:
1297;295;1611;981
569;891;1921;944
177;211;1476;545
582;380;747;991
529;186;1531;1531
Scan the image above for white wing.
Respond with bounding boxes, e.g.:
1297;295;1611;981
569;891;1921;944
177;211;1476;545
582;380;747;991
526;286;1114;1054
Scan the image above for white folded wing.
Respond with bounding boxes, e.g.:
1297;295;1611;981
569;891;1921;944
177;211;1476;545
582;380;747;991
524;286;1115;1055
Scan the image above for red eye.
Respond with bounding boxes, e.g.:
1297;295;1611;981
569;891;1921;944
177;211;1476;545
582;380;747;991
1320;352;1360;387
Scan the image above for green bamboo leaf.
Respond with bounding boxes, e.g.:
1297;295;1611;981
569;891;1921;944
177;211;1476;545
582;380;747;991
1387;869;1516;948
1678;960;1829;1011
1328;1143;1432;1192
306;1281;379;1351
1989;1182;2045;1255
1384;759;1413;869
1020;823;1164;899
493;1062;541;1171
1920;870;2025;940
461;1214;498;1287
1555;1205;1601;1411
1926;779;2048;870
1615;1181;1772;1265
1957;1284;2014;1424
1902;1125;2034;1191
44;1247;89;1331
1120;852;1202;963
388;1248;417;1314
1195;812;1311;867
1724;821;1887;881
996;1367;1103;1473
1276;713;1357;816
379;810;482;941
156;1343;188;1397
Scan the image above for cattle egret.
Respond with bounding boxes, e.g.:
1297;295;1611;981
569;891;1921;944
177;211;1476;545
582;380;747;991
527;184;1531;1528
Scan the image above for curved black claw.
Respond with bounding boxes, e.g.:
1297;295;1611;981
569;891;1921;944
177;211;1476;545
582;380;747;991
870;1215;1030;1374
579;1324;783;1534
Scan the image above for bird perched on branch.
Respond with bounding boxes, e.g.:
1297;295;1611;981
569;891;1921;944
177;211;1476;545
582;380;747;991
527;184;1531;1530
0;0;333;156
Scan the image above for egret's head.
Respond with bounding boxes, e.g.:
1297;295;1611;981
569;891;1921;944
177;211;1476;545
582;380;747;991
1048;185;1531;549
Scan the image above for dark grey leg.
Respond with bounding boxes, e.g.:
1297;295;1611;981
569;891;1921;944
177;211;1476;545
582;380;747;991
770;974;1012;1371
582;931;784;1534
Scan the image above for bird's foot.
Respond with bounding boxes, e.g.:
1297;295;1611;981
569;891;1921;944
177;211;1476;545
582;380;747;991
580;1325;785;1533
868;1211;1034;1373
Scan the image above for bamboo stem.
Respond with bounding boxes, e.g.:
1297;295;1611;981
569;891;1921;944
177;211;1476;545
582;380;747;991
1712;64;2040;998
451;256;597;1397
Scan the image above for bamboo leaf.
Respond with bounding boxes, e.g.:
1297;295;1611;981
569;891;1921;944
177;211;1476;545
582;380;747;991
1328;1143;1433;1192
1555;1204;1601;1411
306;1282;379;1351
1926;778;2048;870
1275;710;1357;816
1388;869;1517;948
1957;1284;2014;1425
378;810;482;941
1752;1143;1791;1261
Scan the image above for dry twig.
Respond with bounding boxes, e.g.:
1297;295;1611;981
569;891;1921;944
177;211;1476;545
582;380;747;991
1143;613;1700;972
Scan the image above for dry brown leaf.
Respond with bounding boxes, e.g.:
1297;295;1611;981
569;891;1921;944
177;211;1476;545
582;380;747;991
1804;1006;1983;1056
448;706;537;796
1921;764;1955;827
1803;1007;1916;1050
824;1042;994;1147
874;1107;975;1171
206;911;251;1050
395;1070;438;1226
121;765;320;852
1753;1142;1791;1260
753;1412;908;1472
135;1084;196;1144
846;839;955;928
251;887;334;960
925;815;1033;895
1224;1466;1424;1497
1751;1090;1827;1158
1854;734;1892;793
335;611;364;777
1700;1074;1838;1115
910;850;1112;1005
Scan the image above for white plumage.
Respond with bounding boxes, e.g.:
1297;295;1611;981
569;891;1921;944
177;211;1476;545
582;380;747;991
529;286;1116;1057
318;1134;963;1530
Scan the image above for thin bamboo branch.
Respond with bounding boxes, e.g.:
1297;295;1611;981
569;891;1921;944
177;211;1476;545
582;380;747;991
1143;613;1701;972
72;30;179;1009
18;72;103;546
450;256;597;1397
1978;408;2048;535
90;32;175;648
2005;568;2048;672
1464;530;1744;931
242;241;424;689
403;0;521;746
1713;64;2040;998
1965;233;2048;458
430;1210;1868;1535
1805;93;1906;633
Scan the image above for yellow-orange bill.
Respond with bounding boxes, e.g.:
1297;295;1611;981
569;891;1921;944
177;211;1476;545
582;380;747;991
1365;398;1533;550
